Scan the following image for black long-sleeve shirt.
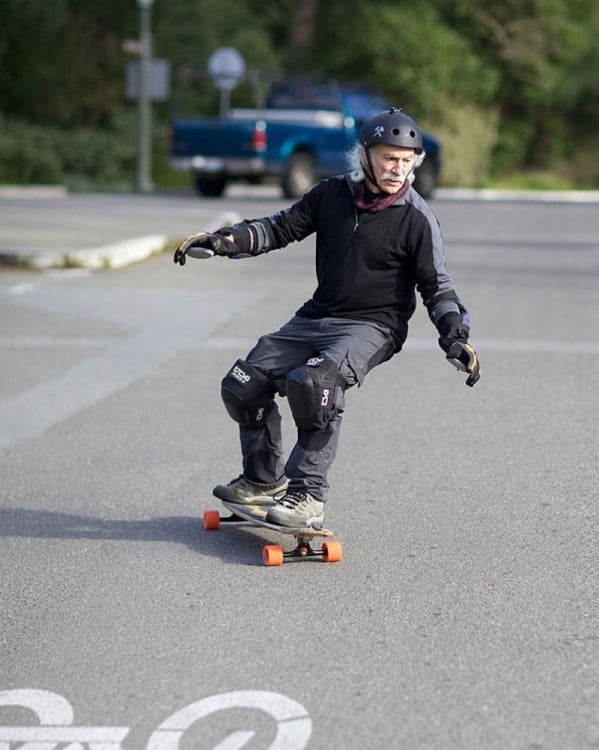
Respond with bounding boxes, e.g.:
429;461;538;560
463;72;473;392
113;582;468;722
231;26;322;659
247;175;468;350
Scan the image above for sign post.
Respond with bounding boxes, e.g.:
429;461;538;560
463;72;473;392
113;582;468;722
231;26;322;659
136;0;154;193
208;47;246;119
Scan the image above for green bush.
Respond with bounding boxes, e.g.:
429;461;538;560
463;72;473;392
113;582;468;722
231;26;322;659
565;135;599;188
0;111;139;190
0;119;62;183
429;100;499;188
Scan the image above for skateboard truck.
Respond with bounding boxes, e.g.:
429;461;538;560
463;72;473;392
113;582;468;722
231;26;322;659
263;537;339;566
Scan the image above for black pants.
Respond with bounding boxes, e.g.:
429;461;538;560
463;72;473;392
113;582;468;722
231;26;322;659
235;315;395;502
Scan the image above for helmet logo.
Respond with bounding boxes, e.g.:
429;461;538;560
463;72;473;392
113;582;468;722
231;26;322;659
373;125;385;139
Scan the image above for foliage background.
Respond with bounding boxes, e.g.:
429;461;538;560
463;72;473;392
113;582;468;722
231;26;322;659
0;0;597;189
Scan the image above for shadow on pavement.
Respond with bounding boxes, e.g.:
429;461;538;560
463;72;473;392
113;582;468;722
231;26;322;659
0;507;278;566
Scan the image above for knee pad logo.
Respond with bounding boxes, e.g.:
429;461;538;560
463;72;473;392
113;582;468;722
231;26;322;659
231;365;251;384
222;359;273;428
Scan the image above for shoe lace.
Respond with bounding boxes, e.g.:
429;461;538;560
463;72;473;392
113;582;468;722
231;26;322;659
279;489;308;509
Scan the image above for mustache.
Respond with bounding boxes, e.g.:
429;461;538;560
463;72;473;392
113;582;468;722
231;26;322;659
380;172;405;182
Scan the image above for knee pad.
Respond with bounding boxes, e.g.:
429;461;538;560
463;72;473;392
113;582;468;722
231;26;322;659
286;356;344;431
221;359;273;428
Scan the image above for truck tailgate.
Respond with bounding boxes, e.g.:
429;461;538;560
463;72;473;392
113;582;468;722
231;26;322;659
170;119;257;158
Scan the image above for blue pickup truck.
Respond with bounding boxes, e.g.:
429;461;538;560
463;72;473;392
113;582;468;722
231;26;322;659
168;81;441;199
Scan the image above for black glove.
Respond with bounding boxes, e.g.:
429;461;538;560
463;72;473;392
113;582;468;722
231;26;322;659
446;341;481;387
437;313;480;387
213;222;264;256
173;231;238;265
438;312;470;353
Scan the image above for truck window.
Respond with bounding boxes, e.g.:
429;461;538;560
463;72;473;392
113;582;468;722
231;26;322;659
266;83;342;111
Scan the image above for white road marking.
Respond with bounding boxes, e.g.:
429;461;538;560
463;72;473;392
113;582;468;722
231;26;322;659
0;288;262;456
0;688;129;748
0;689;312;750
213;731;256;750
1;282;597;456
6;283;37;296
201;336;599;354
0;335;116;348
2;334;596;354
147;690;311;750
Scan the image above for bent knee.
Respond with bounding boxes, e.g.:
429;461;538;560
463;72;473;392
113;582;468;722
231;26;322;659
221;359;274;428
286;356;345;431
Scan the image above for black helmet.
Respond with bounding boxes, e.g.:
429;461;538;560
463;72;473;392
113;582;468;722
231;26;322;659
360;108;423;153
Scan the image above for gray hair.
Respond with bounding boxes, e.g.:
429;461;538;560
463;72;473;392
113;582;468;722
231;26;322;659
346;143;367;183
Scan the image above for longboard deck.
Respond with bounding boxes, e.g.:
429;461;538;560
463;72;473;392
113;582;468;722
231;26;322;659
221;500;334;538
204;500;342;565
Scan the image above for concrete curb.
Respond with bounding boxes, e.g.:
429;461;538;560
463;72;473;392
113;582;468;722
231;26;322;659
22;234;168;271
1;182;597;271
0;234;169;271
0;185;69;199
435;187;599;203
0;209;241;271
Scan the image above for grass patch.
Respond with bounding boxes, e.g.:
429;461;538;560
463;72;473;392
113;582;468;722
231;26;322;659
485;171;578;191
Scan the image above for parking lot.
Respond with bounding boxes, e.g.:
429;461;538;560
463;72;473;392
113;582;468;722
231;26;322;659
1;190;597;748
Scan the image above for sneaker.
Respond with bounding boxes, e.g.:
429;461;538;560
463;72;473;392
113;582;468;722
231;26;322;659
212;474;288;506
266;489;325;528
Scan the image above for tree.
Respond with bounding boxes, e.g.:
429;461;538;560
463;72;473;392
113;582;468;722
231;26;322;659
433;0;599;177
0;0;595;186
288;0;319;62
0;0;137;126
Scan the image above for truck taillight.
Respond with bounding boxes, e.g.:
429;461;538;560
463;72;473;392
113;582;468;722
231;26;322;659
252;122;267;152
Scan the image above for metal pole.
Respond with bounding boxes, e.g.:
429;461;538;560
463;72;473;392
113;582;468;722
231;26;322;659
219;87;231;120
137;1;153;192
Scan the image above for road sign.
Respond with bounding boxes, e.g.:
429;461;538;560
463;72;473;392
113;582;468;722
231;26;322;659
208;47;246;91
126;59;170;101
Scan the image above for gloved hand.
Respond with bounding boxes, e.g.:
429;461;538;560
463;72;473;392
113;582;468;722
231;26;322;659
437;312;480;387
446;341;481;387
173;222;260;265
438;312;470;353
173;231;238;265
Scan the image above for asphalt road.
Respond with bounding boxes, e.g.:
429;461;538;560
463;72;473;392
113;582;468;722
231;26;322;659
1;190;597;749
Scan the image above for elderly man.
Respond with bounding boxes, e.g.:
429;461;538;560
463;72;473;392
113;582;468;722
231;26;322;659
174;108;480;528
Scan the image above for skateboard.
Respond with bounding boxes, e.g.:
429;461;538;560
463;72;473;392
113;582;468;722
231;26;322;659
203;500;342;566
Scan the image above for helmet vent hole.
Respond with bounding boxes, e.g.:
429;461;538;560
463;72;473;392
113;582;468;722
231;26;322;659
392;128;400;135
409;130;416;137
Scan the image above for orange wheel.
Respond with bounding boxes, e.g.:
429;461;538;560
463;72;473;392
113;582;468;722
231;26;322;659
203;510;221;530
322;540;342;563
263;544;284;566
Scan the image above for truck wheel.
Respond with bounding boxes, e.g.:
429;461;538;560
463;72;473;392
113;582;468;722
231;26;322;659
413;158;437;198
194;174;227;198
282;152;316;199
